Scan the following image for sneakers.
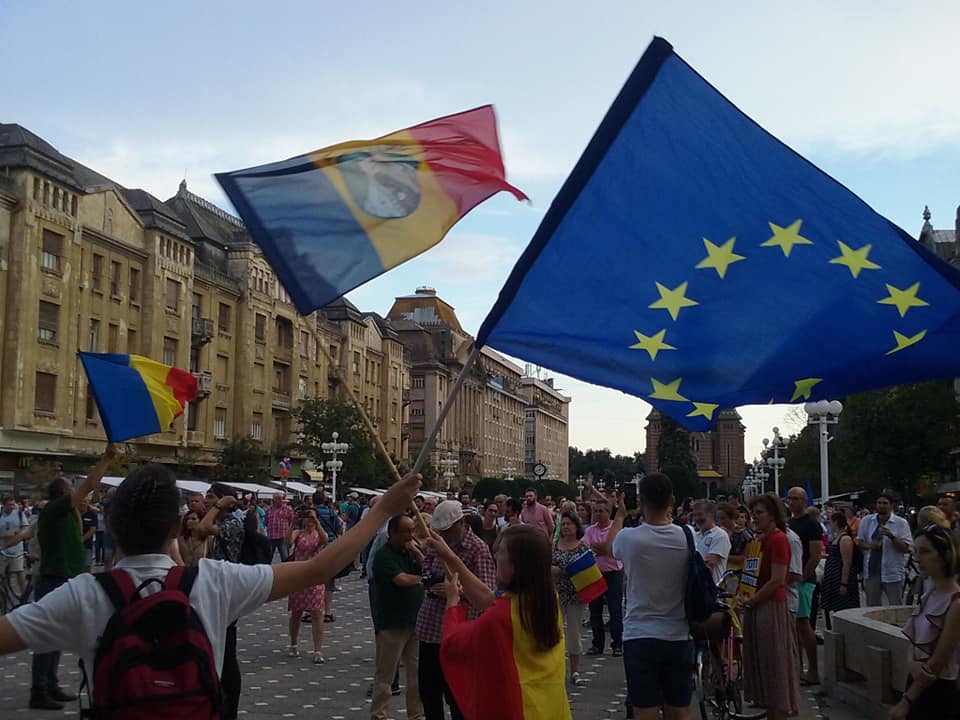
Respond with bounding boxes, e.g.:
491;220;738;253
612;647;623;657
391;683;401;696
28;694;63;710
49;687;77;702
585;646;604;655
288;645;300;657
570;672;586;687
312;652;325;664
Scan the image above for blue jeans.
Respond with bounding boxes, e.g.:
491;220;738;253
589;569;623;651
31;575;68;693
270;538;289;562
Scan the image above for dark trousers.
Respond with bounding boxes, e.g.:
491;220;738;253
94;531;105;565
419;641;463;720
221;621;241;719
589;569;623;651
270;538;289;562
31;575;68;694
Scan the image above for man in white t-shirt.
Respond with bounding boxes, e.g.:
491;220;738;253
693;500;731;586
785;527;804;615
609;472;692;719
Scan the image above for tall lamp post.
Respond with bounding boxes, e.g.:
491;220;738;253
502;464;515;483
321;431;349;502
804;400;843;504
440;452;459;492
762;427;789;497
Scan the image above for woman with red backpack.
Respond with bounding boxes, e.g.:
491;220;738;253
0;459;420;719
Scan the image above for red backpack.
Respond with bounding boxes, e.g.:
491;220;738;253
79;566;221;720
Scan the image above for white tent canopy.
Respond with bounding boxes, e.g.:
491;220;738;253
349;487;385;496
224;481;284;498
280;481;318;496
100;477;211;495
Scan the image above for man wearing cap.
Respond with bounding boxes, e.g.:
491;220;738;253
416;500;495;720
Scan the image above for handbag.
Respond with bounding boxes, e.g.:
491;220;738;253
682;524;721;624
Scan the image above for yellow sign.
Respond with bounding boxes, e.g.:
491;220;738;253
737;537;763;597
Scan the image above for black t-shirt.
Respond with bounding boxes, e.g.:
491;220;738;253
81;510;98;549
789;514;822;572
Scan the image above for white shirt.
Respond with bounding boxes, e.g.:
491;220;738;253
0;508;28;559
613;523;689;641
856;513;912;583
785;528;803;614
7;554;272;678
695;525;731;585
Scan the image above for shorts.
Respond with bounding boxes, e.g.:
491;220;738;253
797;582;816;619
0;554;24;574
624;638;694;709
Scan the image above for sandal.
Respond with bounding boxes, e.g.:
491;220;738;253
288;645;299;657
312;652;325;664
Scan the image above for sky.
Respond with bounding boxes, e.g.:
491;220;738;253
3;1;960;464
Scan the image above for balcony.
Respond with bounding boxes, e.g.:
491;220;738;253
401;388;410;403
327;365;341;383
272;390;291;411
191;317;214;347
192;371;213;397
401;422;410;438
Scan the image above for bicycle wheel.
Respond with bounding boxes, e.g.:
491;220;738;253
694;645;710;720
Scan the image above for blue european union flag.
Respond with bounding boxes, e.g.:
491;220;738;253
478;37;960;431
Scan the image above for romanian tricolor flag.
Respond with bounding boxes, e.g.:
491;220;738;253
565;550;608;604
79;352;198;442
215;106;528;315
441;594;571;720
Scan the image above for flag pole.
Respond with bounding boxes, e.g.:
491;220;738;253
411;345;481;476
317;342;430;532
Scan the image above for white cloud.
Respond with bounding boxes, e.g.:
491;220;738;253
420;232;523;282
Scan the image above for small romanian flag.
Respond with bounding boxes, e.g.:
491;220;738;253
215;105;528;316
565;550;608;604
79;352;198;442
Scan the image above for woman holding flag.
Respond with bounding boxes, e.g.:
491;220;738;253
551;511;590;686
426;523;572;720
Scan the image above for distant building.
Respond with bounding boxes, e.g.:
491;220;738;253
644;408;745;496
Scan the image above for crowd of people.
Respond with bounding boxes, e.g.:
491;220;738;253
0;457;958;720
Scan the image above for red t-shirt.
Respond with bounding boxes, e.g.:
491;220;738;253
758;529;789;602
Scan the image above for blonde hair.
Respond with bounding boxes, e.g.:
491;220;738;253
917;505;950;531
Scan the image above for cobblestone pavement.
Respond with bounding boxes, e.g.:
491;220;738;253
0;571;872;719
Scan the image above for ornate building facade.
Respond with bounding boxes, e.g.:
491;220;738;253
0;124;408;495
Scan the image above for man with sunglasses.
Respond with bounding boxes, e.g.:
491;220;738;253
856;493;912;607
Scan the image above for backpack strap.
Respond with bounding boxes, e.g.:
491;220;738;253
682;524;696;558
95;569;139;612
164;564;199;596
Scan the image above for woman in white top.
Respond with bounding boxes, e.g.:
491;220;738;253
0;459;420;710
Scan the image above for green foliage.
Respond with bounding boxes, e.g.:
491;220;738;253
656;416;698;475
568;446;645;490
779;380;959;499
660;464;700;503
295;398;378;489
471;477;578;504
419;459;438;490
215;436;270;485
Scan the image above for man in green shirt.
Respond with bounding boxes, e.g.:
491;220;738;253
371;514;425;720
30;446;113;710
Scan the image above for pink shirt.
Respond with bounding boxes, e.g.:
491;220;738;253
520;502;555;536
584;522;624;573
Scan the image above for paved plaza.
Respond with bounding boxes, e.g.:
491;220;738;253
0;571;871;719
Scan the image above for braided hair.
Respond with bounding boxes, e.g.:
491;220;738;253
108;464;180;556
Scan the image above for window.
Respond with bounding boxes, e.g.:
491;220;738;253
92;253;104;291
298;377;308;400
218;303;231;333
107;323;119;353
251;413;263;441
127;328;138;354
187;399;200;431
192;293;202;320
85;384;97;422
273;363;290;393
41;229;63;272
163;337;177;366
214;408;227;440
34;372;56;414
129;267;140;303
189;347;200;373
165;278;180;313
276;317;293;348
412;376;424;389
391;401;398;423
255;313;266;343
88;319;100;351
411;406;424;417
352;351;361;375
216;354;229;382
110;261;121;296
300;330;309;355
38;301;58;344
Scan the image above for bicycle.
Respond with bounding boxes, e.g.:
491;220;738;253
0;560;32;614
693;570;766;720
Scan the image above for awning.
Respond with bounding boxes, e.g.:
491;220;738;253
349;487;385;496
419;490;448;500
301;469;324;483
100;477;211;495
697;470;723;479
224;481;283;497
280;481;318;495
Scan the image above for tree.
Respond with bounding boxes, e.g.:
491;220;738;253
216;436;270;485
656;416;698;476
295;398;379;489
568;446;645;490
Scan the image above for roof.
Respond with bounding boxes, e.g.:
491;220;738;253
698;469;723;478
322;295;364;323
0;123;118;191
165;180;248;247
362;312;400;341
121;188;191;240
386;289;464;333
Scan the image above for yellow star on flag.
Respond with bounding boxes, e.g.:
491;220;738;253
829;241;881;278
687;402;719;420
629;329;676;361
649;377;688;402
695;237;746;279
790;377;823;402
885;329;927;356
877;282;929;318
648;281;698;321
760;220;813;257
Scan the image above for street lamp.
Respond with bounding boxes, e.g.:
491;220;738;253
762;427;789;497
502;464;516;483
805;400;843;505
440;452;458;491
321;431;349;502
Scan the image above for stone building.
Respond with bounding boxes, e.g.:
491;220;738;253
520;376;570;483
0;124;408;495
644;408;745;496
386;287;570;486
